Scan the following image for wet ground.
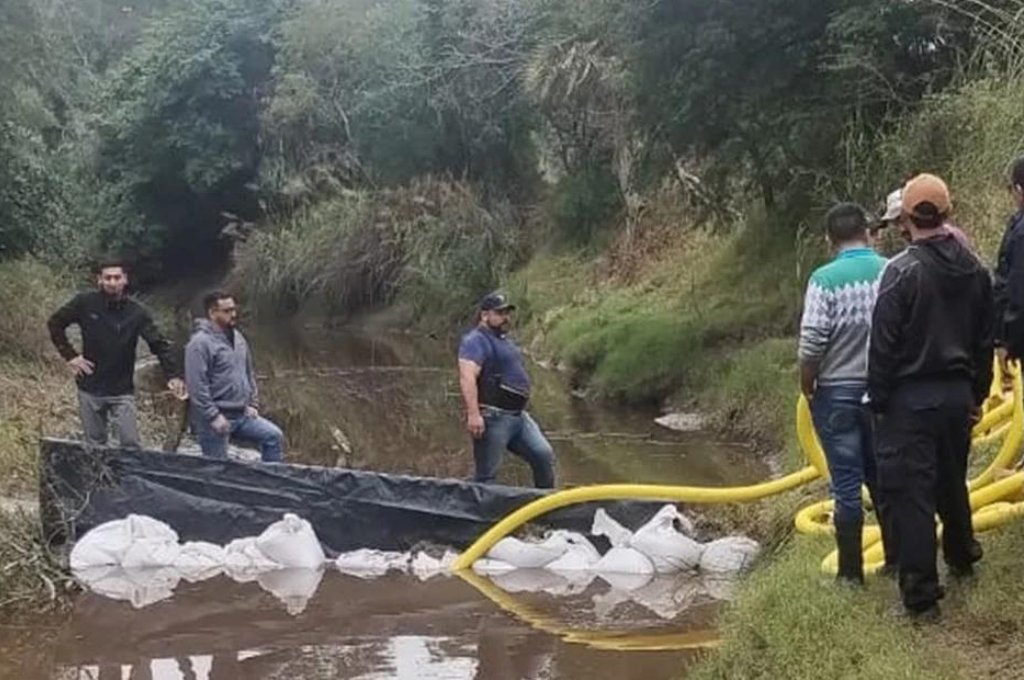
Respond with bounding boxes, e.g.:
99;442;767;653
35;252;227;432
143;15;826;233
1;321;767;679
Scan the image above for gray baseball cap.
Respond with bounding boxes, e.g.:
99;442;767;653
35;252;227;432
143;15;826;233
880;188;902;223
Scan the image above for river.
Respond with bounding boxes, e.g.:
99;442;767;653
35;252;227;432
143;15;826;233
1;320;767;680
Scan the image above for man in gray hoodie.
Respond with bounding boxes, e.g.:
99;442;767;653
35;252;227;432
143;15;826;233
184;291;285;462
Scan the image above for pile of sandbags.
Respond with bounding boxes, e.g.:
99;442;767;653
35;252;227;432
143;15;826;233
472;504;760;577
332;547;459;580
71;512;326;575
68;503;760;614
70;512;461;612
71;512;329;613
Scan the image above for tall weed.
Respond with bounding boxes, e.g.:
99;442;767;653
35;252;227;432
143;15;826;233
233;179;524;327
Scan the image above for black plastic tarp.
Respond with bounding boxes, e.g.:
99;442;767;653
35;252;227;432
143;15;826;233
40;439;661;553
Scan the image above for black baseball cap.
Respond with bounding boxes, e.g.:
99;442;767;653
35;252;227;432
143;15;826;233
479;291;516;312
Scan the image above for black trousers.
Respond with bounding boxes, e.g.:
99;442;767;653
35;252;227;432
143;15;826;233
875;379;977;612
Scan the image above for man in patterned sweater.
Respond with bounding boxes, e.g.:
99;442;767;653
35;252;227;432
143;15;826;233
799;203;890;585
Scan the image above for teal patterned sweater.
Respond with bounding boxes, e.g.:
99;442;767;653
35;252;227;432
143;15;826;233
799;247;887;385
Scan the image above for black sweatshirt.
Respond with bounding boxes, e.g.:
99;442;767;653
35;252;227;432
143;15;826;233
868;234;994;412
993;209;1024;357
47;291;180;397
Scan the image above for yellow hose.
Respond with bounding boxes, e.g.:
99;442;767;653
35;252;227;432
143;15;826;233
451;465;821;570
457;569;721;651
450;360;1024;651
453;360;1024;581
817;364;1024;574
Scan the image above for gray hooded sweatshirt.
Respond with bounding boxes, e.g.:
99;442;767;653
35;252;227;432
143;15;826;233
185;319;259;422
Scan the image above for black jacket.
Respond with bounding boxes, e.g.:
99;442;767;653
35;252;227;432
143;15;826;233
47;291;180;397
868;234;994;412
993;209;1024;357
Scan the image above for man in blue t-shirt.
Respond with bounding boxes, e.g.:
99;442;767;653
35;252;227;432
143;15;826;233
457;292;556;488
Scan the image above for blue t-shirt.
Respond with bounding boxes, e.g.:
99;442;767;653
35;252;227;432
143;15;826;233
458;327;531;395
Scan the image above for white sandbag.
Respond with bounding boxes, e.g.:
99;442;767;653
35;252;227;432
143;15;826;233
255;514;326;569
69;515;178;570
543;530;600;571
485;534;569;569
121;567;181;609
409;553;446;577
335;549;410;578
81;566;180;609
593;546;655;575
120;538;182;570
471;558;516;575
545;548;596;572
224;537;279;581
630;505;704;573
699;536;761;573
257;568;324;616
636;503;696;537
173;542;226;583
72;565;120;588
591;508;633;548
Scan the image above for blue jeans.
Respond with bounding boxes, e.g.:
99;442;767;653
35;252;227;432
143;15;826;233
810;383;878;526
473;407;556;488
193;409;285;463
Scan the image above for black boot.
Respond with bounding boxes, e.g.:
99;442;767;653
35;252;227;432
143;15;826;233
835;517;864;585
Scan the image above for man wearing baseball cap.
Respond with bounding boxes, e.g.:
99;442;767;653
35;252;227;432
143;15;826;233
457;292;556;488
877;185;972;250
868;173;994;619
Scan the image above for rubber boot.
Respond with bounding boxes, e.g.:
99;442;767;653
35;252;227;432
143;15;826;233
835;517;864;585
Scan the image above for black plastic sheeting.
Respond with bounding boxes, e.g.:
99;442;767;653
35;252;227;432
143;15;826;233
40;439;662;554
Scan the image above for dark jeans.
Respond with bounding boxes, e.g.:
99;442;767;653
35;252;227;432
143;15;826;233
810;383;879;527
876;379;976;612
192;408;285;463
473;407;556;488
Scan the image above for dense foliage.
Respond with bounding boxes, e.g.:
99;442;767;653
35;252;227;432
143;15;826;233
0;0;1020;292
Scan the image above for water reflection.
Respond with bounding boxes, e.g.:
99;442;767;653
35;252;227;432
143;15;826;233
250;324;765;488
44;573;715;680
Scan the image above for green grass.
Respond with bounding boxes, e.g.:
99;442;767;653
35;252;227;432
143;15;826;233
691;518;1024;680
510;217;808;458
692;535;962;680
699;338;800;465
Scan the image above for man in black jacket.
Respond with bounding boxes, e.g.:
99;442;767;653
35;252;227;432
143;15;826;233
48;261;185;448
868;174;994;619
993;156;1024;363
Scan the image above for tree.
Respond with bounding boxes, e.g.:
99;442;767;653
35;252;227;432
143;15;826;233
630;0;973;211
263;0;546;196
91;0;283;281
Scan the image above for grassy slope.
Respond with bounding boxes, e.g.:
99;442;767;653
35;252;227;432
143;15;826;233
510;218;810;457
505;75;1024;679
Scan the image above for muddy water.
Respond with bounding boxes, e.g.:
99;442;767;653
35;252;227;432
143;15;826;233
11;571;726;680
252;323;765;488
2;321;768;679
